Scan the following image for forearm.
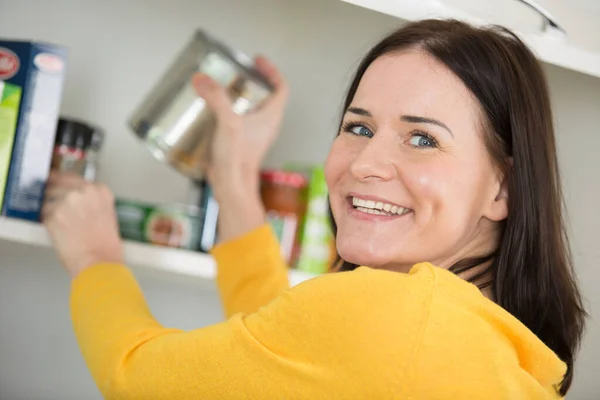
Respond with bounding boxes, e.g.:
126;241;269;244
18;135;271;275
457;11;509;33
212;169;266;244
71;263;181;396
69;262;277;399
210;169;290;316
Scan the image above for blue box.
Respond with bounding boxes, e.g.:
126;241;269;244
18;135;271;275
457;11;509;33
0;40;68;221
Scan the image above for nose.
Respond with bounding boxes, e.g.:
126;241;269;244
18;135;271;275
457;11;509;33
349;133;396;182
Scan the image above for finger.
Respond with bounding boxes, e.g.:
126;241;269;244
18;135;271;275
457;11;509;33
192;73;235;119
254;55;289;112
44;185;75;203
41;200;59;223
47;171;88;188
45;172;87;203
94;183;115;205
255;56;285;90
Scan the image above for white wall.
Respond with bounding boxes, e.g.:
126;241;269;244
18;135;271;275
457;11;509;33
0;240;223;400
547;64;600;399
0;0;598;399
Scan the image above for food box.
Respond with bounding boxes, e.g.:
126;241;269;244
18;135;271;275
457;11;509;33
115;199;204;251
0;40;68;221
0;81;22;211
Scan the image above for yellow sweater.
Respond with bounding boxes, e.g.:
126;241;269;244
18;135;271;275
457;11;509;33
71;224;566;399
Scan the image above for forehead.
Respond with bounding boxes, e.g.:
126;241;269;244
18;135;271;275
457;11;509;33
354;50;480;125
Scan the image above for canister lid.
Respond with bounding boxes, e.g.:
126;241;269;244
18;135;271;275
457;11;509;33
55;117;103;150
260;169;308;189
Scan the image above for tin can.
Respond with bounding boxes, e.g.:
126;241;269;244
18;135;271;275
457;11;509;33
128;30;274;181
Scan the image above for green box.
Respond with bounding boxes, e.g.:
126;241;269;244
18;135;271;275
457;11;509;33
0;82;22;211
115;198;203;251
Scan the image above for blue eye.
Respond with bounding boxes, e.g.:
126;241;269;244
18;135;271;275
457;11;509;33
408;133;437;148
343;123;373;138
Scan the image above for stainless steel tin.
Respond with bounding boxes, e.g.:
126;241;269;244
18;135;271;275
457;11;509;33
128;30;274;180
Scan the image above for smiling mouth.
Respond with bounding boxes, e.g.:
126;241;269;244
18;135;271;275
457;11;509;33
350;196;412;217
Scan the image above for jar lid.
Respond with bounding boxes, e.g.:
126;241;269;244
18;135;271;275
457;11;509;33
55;117;103;150
260;169;308;189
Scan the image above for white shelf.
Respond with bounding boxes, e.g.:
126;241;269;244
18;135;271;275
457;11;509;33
341;0;600;79
0;217;317;287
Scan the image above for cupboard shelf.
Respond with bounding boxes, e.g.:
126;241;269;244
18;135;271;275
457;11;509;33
0;217;317;287
341;0;600;79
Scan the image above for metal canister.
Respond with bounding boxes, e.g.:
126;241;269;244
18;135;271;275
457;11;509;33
128;30;274;180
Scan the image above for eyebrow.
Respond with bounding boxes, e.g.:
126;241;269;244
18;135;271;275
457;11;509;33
346;107;454;137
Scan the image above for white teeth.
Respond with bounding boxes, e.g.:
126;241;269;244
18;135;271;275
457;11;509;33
352;196;410;216
352;197;366;207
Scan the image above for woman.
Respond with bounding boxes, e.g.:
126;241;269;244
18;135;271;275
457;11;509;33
43;19;585;398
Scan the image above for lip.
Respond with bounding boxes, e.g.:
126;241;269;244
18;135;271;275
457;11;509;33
346;193;412;221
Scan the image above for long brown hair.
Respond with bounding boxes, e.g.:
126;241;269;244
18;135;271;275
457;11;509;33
330;19;586;395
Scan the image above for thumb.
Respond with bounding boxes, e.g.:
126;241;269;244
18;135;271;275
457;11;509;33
192;73;234;119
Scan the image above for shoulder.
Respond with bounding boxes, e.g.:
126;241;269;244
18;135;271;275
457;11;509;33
291;262;438;311
241;263;441;381
245;263;441;344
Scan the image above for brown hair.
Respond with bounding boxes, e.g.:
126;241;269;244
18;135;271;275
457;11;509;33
331;19;586;395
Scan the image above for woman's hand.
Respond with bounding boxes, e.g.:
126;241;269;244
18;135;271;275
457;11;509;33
42;172;124;278
192;56;289;196
192;56;289;243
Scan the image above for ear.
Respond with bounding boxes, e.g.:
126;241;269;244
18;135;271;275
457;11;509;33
484;160;512;222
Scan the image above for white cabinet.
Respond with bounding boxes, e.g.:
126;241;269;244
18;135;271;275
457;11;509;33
340;0;600;79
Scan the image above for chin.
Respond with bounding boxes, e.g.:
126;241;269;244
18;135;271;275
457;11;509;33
337;238;393;269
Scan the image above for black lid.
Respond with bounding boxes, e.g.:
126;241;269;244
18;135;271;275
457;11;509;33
55;117;103;150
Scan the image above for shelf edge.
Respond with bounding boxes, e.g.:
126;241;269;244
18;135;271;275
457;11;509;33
0;217;318;286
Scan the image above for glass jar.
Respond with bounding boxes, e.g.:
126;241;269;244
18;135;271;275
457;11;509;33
51;117;104;181
260;169;308;266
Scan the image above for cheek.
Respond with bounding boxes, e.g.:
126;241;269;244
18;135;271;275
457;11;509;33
325;138;356;224
404;163;455;208
408;158;490;229
324;139;350;191
404;161;477;232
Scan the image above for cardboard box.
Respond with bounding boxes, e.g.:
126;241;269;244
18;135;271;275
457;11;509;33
0;40;67;221
0;81;22;211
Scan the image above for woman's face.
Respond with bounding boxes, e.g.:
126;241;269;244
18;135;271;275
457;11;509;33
325;50;508;272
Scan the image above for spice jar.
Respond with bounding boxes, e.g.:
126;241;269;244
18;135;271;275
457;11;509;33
51;117;103;181
260;169;308;266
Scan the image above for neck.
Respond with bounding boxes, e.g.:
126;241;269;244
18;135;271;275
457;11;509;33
457;258;495;300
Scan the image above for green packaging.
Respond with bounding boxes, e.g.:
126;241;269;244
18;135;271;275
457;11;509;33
115;198;203;251
284;164;335;274
0;82;22;211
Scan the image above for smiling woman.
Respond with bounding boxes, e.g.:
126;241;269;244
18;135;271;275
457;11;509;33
43;19;585;399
